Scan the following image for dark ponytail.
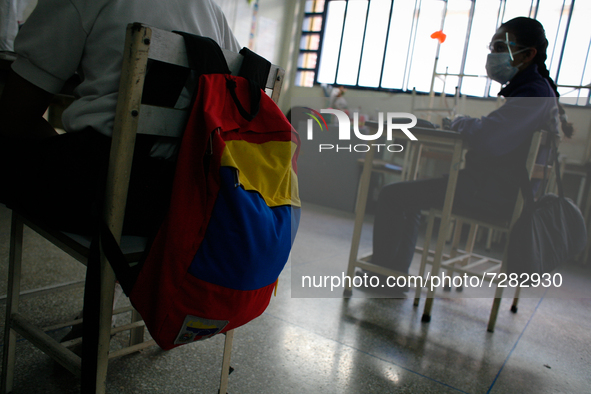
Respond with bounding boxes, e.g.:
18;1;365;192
501;17;574;138
536;62;575;138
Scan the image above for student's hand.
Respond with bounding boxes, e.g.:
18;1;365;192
442;117;453;130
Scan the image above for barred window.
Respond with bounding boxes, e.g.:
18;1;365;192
295;0;590;106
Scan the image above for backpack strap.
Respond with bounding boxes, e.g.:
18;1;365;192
227;47;272;121
238;47;271;91
226;77;261;121
99;221;143;296
174;32;231;75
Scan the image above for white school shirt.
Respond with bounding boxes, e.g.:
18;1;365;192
12;0;241;137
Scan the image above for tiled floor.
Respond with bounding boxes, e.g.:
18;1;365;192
1;202;590;393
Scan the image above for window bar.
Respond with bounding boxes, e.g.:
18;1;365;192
578;35;591;104
313;2;329;85
531;0;540;18
499;0;506;24
457;0;476;94
553;0;575;83
486;0;506;97
548;0;567;75
403;0;422;91
428;0;449;96
378;0;395;89
355;1;372;86
302;13;324;33
334;0;350;85
298;3;323;87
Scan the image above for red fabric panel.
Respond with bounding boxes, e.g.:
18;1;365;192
198;74;300;174
155;276;275;350
130;74;296;349
129;85;223;337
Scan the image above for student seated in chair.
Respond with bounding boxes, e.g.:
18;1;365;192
0;0;240;236
369;17;573;290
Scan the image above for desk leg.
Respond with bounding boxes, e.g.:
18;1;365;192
400;141;411;181
344;146;376;297
414;209;436;307
580;173;591;265
422;139;463;322
408;143;423;181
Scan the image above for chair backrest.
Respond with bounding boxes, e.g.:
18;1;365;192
119;23;284;138
530;132;561;187
508;129;558;225
105;22;285;242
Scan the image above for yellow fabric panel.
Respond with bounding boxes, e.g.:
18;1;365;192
220;140;301;208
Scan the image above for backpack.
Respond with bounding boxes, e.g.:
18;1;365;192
103;37;301;350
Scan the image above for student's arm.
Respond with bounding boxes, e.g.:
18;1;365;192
0;69;57;140
1;0;87;141
451;96;555;156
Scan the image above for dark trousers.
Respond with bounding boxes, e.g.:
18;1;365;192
372;169;517;274
0;129;175;236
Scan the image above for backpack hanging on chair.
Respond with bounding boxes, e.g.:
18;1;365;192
102;34;301;350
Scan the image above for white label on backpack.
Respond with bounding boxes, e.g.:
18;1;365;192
174;315;229;344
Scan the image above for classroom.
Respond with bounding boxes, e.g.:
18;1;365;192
1;0;590;393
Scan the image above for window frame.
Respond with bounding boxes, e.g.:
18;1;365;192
297;0;590;106
296;1;328;88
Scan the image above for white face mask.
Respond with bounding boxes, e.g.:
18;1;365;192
485;45;530;84
486;52;522;84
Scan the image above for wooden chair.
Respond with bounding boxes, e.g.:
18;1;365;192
415;130;557;332
1;22;285;394
344;127;465;297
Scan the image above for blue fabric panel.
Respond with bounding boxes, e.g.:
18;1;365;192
188;167;300;290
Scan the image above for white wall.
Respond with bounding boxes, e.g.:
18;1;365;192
216;0;253;48
217;0;290;64
216;0;300;112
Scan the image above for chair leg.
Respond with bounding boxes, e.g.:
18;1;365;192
81;251;117;394
219;329;234;394
422;207;451;323
493;230;502;244
487;296;502;332
444;220;463;291
1;214;24;394
421;211;437;320
488;243;512;332
487;280;506;332
511;286;521;313
446;219;455;243
129;309;145;346
111;283;144;346
464;224;478;256
486;228;494;251
414;212;436;306
456;224;478;292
